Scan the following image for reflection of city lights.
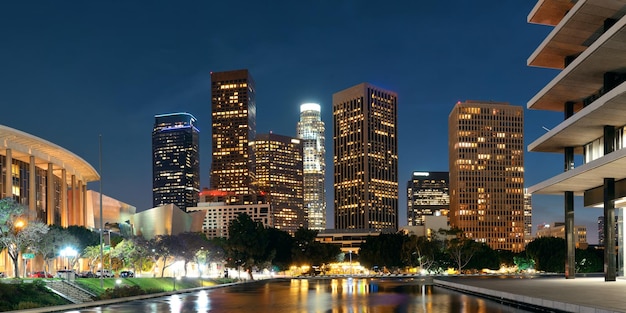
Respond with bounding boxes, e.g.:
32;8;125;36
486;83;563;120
169;295;182;312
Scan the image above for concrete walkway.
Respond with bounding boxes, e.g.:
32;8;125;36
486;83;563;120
435;275;626;313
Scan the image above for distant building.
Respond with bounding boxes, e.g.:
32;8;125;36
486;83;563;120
316;229;381;254
536;222;588;249
254;133;304;235
130;204;204;240
399;215;449;239
210;69;257;197
333;83;398;231
82;190;136;231
407;171;449;226
524;190;533;244
448;100;525;252
598;216;605;246
297;103;327;231
187;201;272;239
152;113;200;211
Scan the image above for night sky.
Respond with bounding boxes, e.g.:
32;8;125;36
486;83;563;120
0;1;599;243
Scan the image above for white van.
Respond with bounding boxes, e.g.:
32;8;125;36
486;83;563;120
95;269;114;277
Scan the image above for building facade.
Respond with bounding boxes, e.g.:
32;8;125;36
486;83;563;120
333;83;398;231
0;124;100;227
536;222;588;249
152;113;200;211
254;133;304;235
407;171;450;226
523;190;533;243
526;0;626;280
448;101;525;252
187;202;272;239
210;69;257;197
296;103;327;231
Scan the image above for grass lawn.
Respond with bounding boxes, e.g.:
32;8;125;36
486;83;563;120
76;277;234;296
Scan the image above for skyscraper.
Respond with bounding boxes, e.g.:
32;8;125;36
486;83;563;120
210;69;256;197
254;133;304;235
407;171;449;226
333;83;398;231
152;112;200;211
448;100;524;252
296;103;326;231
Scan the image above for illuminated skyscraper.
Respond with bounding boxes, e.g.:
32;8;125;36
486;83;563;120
152;112;200;211
210;69;256;196
333;83;398;231
448;101;524;252
297;103;326;231
254;133;304;235
407;171;449;226
523;189;532;243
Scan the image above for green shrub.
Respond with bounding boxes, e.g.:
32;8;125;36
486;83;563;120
17;301;40;309
98;285;146;300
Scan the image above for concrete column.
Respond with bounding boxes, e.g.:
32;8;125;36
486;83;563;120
47;163;54;225
564;143;575;279
77;179;84;226
564;101;575;119
61;169;67;226
71;175;77;227
604;178;616;281
564;191;575;279
80;183;87;226
5;149;12;199
604;126;615;154
29;156;36;216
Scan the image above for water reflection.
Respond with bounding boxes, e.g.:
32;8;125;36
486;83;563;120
69;278;530;313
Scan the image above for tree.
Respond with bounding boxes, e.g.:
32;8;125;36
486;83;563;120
402;235;440;273
464;243;499;272
266;227;293;271
440;228;481;273
226;213;269;280
0;198;48;278
176;232;210;276
526;237;566;273
32;225;79;273
83;245;102;272
359;233;407;270
575;247;603;273
152;234;183;277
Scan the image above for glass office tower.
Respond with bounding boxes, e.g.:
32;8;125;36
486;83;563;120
254;133;304;235
152;112;200;211
210;69;257;197
333;83;398;231
297;103;326;231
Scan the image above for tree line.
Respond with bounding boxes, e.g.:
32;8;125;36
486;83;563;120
0;198;604;278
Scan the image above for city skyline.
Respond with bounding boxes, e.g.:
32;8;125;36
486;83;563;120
0;2;600;242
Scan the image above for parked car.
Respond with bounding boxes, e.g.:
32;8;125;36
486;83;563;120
78;271;95;278
95;269;114;278
29;271;53;278
119;270;134;278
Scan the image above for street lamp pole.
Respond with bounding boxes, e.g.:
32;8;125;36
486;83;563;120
98;134;104;288
349;250;352;275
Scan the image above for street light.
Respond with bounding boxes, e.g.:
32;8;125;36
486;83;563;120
60;247;77;280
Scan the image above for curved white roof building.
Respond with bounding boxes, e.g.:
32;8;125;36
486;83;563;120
0;124;99;226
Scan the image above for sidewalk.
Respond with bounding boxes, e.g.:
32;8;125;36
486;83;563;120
435;275;626;313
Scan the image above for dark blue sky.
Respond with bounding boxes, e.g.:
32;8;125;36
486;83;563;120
0;1;599;242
